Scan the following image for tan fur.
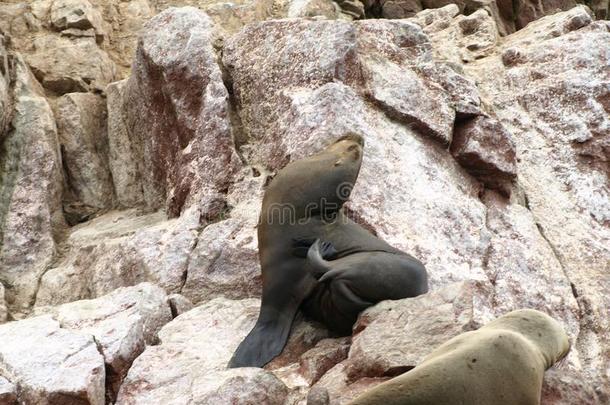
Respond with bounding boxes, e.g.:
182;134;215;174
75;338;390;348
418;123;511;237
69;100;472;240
348;309;570;405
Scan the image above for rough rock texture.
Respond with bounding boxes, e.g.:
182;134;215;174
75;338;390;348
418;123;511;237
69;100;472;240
0;35;11;138
34;208;201;307
451;115;517;195
123;6;240;217
0;315;105;405
0;377;17;405
106;79;144;209
26;35;116;94
0;284;7;324
0;2;608;404
0;56;65;319
50;0;106;43
36;283;173;400
56;92;114;224
181;171;264;303
116;297;289;404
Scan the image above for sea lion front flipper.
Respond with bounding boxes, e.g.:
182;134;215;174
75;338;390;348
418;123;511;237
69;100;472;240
307;239;339;279
228;299;300;368
291;237;317;258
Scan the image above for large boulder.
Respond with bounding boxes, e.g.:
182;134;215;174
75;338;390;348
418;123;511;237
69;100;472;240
0;316;105;405
462;6;610;397
123;6;240;217
0;56;65;319
26;35;116;94
34;208;200;307
116;297;289;404
37;283;173;401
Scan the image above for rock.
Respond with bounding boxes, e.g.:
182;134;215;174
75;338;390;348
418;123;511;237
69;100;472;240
116;297;288;404
266;317;333;370
345;281;493;381
357;20;456;146
50;0;105;43
415;5;499;64
287;0;342;18
0;377;17;405
35;208;201;307
25;35;116;94
451;115;516;194
55;92;115;224
0;56;65;318
124;6;240;217
463;7;610;397
224;18;474;156
107;0;155;76
167;293;193;317
0;316;105;405
299;338;351;385
541;368;601;405
106;79;144;208
181;171;264;304
0;35;11;138
37;283;173;401
0;284;7;323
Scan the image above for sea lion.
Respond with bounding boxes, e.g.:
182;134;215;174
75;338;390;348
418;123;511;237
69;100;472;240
347;309;571;405
228;134;428;368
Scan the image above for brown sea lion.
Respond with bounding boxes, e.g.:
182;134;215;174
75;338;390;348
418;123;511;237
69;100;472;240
347;309;571;405
228;134;428;368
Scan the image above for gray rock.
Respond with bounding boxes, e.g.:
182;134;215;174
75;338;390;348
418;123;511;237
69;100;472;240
106;79;144;208
0;316;105;405
56;92;115;224
26;35;116;94
116;297;288;404
50;0;106;43
451;115;516;194
124;6;240;217
39;283;173;401
0;56;65;318
35;208;200;307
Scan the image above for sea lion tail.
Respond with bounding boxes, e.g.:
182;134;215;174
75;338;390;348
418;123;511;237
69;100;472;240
307;239;336;279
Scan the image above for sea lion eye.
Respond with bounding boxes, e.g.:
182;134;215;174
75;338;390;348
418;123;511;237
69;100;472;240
347;144;358;152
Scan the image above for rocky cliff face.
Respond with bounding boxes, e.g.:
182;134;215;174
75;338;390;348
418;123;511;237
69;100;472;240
0;1;608;404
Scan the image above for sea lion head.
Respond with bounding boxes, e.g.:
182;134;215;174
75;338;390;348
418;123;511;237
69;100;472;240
263;133;365;219
484;309;570;369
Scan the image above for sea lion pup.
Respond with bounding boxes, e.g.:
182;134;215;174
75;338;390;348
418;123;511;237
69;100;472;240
228;134;428;368
348;309;571;405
